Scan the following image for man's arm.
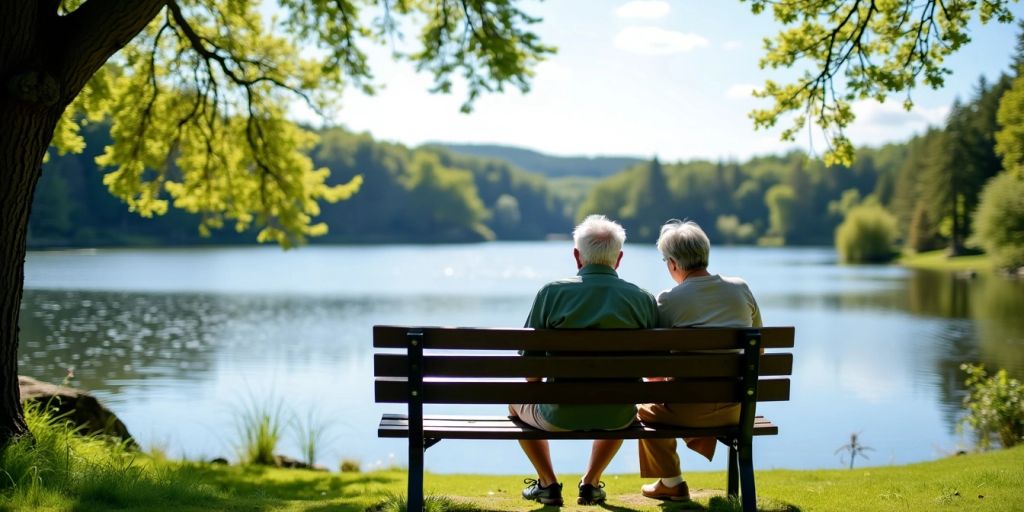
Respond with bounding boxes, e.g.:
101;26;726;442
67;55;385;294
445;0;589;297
523;286;549;381
746;285;763;328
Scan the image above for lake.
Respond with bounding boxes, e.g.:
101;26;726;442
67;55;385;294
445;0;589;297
18;243;1024;474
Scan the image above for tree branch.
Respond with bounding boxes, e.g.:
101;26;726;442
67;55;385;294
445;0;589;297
55;0;168;104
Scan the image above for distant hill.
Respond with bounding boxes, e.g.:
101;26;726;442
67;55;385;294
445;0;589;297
428;143;644;178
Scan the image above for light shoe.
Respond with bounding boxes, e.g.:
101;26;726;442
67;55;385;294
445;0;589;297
641;479;691;501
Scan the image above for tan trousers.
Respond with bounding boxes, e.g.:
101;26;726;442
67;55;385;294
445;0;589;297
637;402;740;478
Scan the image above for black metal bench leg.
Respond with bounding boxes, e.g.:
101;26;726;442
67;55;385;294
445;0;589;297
727;438;739;498
407;330;425;512
738;440;756;512
408;434;424;512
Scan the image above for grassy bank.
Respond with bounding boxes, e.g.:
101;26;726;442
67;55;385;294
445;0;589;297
3;419;1023;512
898;250;992;272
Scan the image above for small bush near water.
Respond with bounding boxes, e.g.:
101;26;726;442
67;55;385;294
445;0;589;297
960;363;1024;449
971;172;1024;272
835;203;898;263
340;458;361;472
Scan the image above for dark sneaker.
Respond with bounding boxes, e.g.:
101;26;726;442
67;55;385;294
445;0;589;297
577;481;606;505
522;478;563;506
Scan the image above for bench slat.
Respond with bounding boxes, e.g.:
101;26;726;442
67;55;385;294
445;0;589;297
373;326;795;350
379;413;776;426
375;378;790;404
375;353;793;378
377;414;779;440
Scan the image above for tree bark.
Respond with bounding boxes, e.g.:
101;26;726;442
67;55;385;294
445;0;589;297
0;0;168;446
0;100;57;443
0;0;56;446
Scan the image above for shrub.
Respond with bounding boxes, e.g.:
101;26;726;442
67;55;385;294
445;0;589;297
835;203;898;263
971;172;1024;271
340;458;362;473
960;363;1024;449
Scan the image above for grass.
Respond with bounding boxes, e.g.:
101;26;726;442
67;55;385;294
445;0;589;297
293;408;332;467
3;404;1024;511
898;250;992;272
236;394;287;466
415;448;1024;511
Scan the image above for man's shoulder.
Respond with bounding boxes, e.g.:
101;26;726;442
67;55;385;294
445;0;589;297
533;276;584;298
539;276;584;290
539;274;654;302
615;278;657;302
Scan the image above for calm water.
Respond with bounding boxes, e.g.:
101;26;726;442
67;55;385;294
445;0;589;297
19;243;1024;474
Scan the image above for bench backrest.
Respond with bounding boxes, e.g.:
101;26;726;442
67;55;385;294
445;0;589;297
374;326;794;406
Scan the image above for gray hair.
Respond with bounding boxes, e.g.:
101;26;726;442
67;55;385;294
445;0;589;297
573;215;626;267
657;219;710;270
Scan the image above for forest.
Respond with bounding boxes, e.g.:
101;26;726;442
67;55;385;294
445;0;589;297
28;46;1021;260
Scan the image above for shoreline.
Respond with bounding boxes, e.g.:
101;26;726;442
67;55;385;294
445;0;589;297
897;249;993;273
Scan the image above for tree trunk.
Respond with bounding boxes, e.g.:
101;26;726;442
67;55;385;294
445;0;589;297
0;0;57;446
0;99;59;444
0;0;168;446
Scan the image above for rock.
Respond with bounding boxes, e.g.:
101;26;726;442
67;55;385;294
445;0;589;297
273;454;305;468
272;454;327;471
18;375;134;446
210;457;230;465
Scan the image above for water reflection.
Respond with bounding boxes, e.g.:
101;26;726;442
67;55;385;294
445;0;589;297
19;291;219;394
904;271;1024;375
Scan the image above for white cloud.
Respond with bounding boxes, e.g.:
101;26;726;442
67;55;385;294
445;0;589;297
725;83;762;100
534;60;571;83
846;99;950;145
723;40;742;50
853;99;949;127
614;1;671;19
613;27;710;55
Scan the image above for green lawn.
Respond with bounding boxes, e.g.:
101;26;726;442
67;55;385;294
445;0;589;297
4;444;1023;511
897;250;992;272
5;404;1023;511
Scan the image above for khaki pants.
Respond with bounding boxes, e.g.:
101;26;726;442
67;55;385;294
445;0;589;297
637;402;740;478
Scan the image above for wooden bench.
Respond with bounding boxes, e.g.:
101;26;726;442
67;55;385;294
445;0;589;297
374;325;795;512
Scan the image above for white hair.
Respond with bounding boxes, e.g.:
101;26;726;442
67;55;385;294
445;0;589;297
573;215;626;267
657;219;710;270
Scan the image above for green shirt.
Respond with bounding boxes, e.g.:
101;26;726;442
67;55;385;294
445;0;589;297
524;264;658;431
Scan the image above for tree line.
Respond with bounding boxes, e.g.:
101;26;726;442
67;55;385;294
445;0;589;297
27;61;1016;259
28;126;571;246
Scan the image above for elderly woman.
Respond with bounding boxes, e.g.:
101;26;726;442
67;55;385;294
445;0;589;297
637;219;762;502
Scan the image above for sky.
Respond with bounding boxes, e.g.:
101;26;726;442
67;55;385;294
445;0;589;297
298;0;1024;162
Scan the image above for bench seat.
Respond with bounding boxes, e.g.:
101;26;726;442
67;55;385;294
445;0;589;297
378;413;778;440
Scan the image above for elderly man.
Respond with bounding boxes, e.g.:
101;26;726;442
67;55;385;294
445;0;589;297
511;214;658;506
636;219;763;501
